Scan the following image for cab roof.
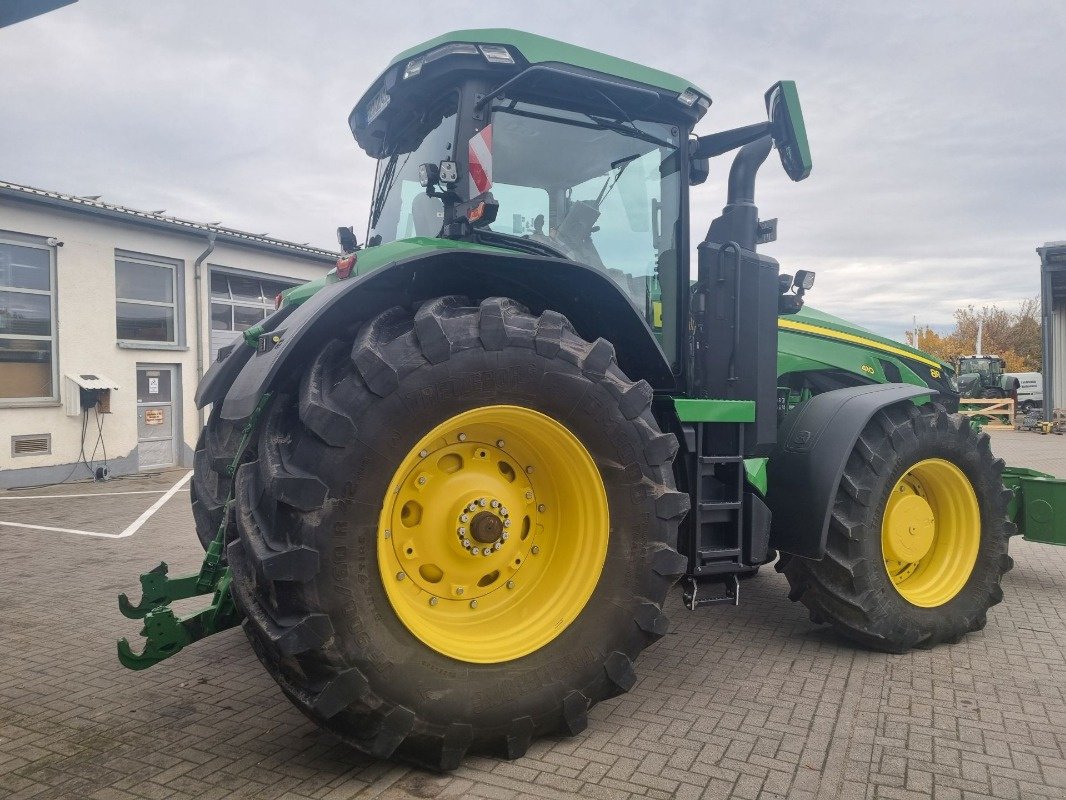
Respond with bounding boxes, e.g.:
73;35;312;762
387;28;711;101
351;29;712;156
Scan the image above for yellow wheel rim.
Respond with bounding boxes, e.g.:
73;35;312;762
377;405;609;663
881;458;980;607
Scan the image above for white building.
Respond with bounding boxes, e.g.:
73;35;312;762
0;180;336;488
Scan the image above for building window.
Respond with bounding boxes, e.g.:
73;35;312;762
116;255;177;343
209;272;295;332
0;236;58;403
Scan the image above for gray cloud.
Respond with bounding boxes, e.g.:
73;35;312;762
2;1;1063;341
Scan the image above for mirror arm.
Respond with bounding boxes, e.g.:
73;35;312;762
691;122;771;159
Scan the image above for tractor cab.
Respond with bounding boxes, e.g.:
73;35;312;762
958;355;1005;381
351;30;709;370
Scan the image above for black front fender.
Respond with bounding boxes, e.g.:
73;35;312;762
214;247;676;421
767;383;937;559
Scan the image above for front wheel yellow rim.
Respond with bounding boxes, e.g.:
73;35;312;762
881;458;981;607
377;405;609;664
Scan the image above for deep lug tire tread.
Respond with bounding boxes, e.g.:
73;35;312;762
190;404;249;554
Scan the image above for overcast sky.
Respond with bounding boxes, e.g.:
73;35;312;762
2;1;1063;341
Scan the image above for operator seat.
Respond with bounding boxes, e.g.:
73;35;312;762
411;192;444;237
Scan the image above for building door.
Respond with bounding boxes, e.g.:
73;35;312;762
136;365;177;469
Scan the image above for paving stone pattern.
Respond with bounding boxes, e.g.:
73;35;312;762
0;430;1063;799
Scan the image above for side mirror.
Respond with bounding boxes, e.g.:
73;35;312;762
337;226;358;253
764;81;812;182
689;156;709;186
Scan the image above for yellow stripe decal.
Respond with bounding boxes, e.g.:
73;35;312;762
778;318;942;369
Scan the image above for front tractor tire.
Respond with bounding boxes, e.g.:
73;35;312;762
780;403;1014;653
225;296;689;769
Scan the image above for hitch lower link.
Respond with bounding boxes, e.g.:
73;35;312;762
115;549;238;670
115;396;270;670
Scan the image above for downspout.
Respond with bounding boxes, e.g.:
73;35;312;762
193;231;216;431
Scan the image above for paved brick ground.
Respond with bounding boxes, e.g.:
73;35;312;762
0;429;1064;800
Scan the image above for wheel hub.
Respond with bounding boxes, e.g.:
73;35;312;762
469;509;504;544
883;491;936;563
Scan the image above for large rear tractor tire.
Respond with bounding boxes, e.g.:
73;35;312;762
226;296;689;769
780;403;1014;652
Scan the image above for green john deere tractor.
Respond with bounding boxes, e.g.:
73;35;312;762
957;354;1018;399
115;29;1065;769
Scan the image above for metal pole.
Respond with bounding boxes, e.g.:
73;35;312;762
1039;246;1054;424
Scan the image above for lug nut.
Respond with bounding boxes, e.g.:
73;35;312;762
460;513;469;522
429;597;438;606
396;571;406;580
419;449;428;458
525;466;534;474
478;498;487;507
383;530;391;539
458;433;467;442
537;504;546;513
496;439;505;448
500;506;508;516
472;547;480;555
506;580;515;589
463;539;471;548
458;527;466;535
417;476;427;486
503;520;511;529
469;600;478;609
493;542;502;551
531;546;540;555
525;491;533;500
490;499;500;508
456;587;464;595
483;550;492;557
501;532;509;540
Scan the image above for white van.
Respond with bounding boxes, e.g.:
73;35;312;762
1007;372;1043;412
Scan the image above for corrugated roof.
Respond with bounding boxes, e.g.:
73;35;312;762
0;180;339;262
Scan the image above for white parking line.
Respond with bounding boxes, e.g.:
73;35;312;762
0;488;190;501
115;471;193;538
0;470;193;539
0;520;110;536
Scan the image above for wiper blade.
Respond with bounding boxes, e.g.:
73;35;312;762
584;114;676;150
370;152;412;229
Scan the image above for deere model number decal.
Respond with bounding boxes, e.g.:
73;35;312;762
860;363;876;375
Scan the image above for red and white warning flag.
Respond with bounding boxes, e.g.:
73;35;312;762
468;124;493;196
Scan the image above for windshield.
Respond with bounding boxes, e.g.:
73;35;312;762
367;94;458;244
485;100;683;362
960;357;1001;377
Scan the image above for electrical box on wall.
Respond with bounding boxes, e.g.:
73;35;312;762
64;373;119;416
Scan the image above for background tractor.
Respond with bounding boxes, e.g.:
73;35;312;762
957;354;1020;400
116;29;1060;769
